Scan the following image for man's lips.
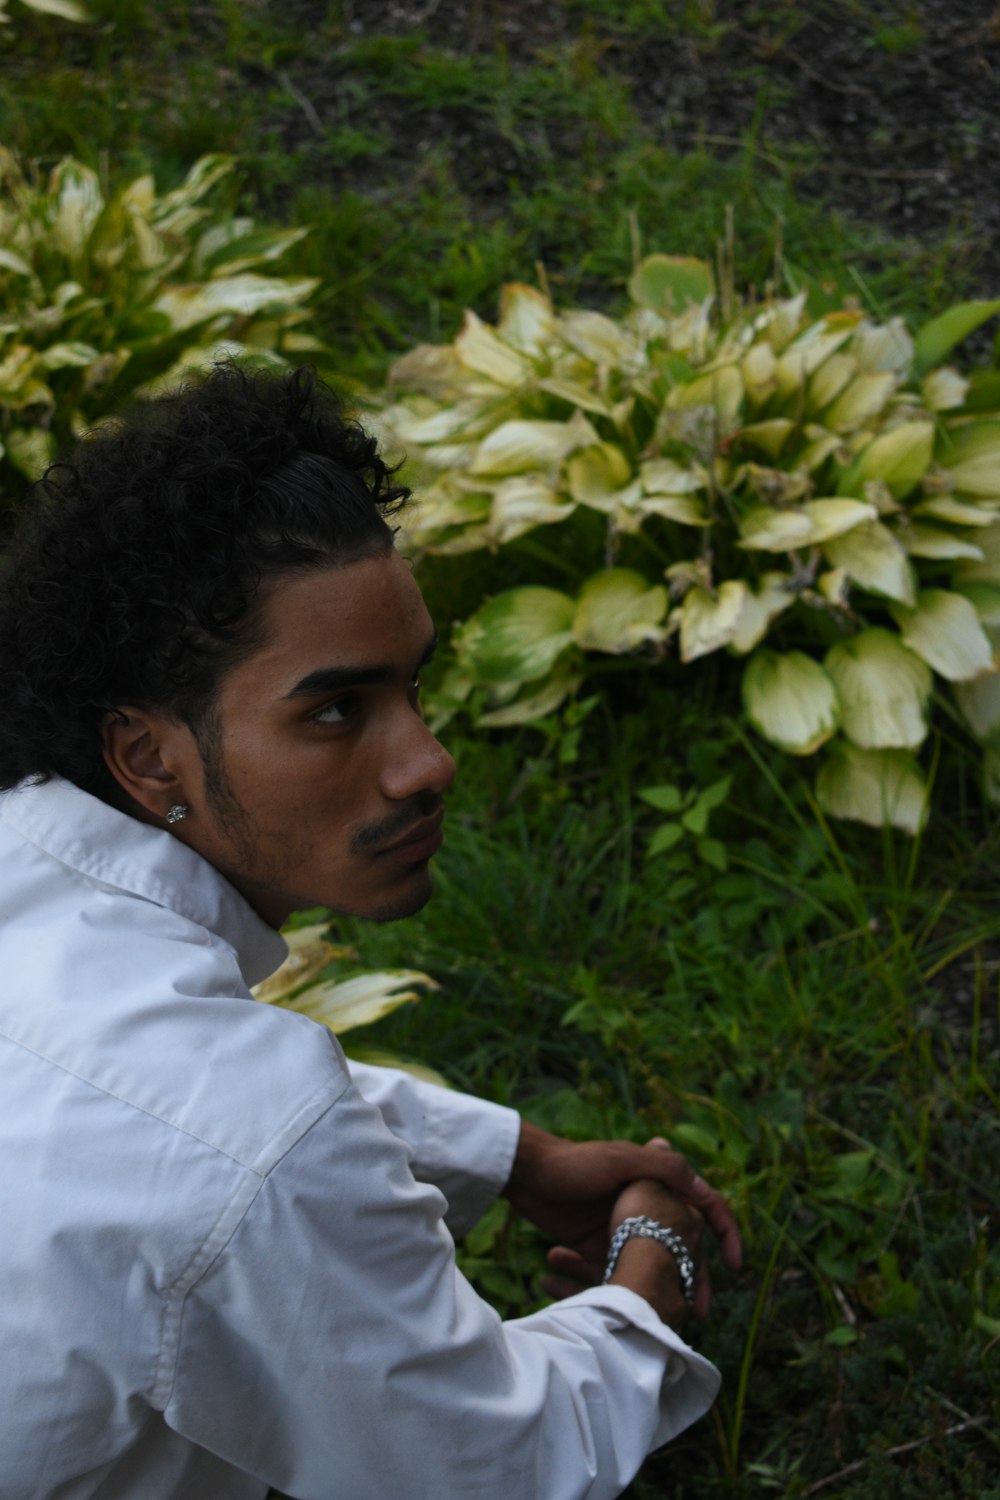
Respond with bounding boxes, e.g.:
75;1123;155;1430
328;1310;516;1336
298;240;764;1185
377;809;445;863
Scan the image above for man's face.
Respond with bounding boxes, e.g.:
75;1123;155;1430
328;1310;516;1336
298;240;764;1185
178;548;456;927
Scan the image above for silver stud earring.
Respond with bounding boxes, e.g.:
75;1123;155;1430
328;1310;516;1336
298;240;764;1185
165;804;189;825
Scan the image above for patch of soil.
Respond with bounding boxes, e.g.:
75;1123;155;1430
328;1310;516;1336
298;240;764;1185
300;0;1000;298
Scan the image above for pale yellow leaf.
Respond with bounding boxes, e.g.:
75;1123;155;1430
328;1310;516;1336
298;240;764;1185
679;580;749;662
742;649;839;755
823;519;916;605
573;569;667;653
824;629;931;749
892;589;996;681
816;743;928;834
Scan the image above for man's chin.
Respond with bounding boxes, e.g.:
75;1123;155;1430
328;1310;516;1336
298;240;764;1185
364;873;436;924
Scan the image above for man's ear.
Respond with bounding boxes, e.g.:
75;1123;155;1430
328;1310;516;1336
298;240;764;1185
101;706;192;824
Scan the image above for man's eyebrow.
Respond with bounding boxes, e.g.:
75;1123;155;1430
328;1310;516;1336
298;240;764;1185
283;630;438;701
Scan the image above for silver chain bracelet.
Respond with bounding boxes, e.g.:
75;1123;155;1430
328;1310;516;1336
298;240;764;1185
603;1215;696;1306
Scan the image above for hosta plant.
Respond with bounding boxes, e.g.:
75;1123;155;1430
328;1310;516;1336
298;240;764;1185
252;923;446;1084
0;148;320;502
0;0;88;21
374;258;1000;833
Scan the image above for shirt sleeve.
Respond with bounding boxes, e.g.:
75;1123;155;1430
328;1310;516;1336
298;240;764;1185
161;1082;719;1500
346;1057;521;1237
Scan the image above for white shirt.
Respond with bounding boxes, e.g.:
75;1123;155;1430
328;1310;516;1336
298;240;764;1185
0;776;719;1500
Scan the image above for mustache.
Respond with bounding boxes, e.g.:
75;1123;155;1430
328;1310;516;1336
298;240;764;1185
350;794;444;855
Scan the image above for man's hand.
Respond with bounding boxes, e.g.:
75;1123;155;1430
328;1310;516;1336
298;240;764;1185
501;1122;742;1318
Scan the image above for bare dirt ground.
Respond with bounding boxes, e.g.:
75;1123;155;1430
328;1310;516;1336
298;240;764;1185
325;0;1000;299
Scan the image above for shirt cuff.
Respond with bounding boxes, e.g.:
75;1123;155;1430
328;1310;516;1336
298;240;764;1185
511;1283;722;1449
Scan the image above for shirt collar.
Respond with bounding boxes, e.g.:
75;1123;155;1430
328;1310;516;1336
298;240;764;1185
0;776;288;987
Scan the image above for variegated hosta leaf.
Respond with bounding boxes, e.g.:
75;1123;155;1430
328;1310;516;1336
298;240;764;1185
274;969;439;1035
15;0;91;17
896;523;984;561
837;420;935;501
454;309;532;388
807;352;856;412
477;661;582;727
455;587;575;684
639;456;703;496
573;569;667;653
953;582;1000;626
912;495;997;527
559;309;642;368
823;519;916;605
741;341;777;405
951;522;1000;586
153;272;319;332
487;476;576;545
852;318;914;376
816;743;929;835
566;441;633;508
824;629;932;750
665;364;743;426
469;415;593;478
49;159;103;260
938;421;1000;499
775;316;858;394
729;572;796;654
679;581;749;663
760;291;807;352
922;367;970;411
739;498;876;551
738;418;794;458
742;649;839;755
953;670;1000;744
496;282;557;358
822;370;897;432
891;590;996;682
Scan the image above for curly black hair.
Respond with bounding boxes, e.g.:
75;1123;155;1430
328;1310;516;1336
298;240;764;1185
0;362;409;797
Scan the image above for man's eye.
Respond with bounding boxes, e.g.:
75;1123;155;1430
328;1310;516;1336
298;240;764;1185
312;695;357;725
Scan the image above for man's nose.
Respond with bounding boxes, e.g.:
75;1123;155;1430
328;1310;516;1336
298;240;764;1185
380;716;456;802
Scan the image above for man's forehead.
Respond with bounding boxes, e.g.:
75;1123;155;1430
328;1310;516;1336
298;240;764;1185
241;551;431;681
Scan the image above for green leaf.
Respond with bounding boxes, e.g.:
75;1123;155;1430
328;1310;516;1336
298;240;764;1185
681;801;709;836
913;298;1000;376
627;253;713;314
700;776;733;810
456;587;576;684
696;837;728;871
648;822;685;856
638;784;684;812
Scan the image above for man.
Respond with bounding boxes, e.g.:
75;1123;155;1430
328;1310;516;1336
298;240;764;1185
0;363;741;1499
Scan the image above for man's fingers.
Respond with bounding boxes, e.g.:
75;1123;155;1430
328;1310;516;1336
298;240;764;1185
546;1245;602;1284
645;1139;743;1270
